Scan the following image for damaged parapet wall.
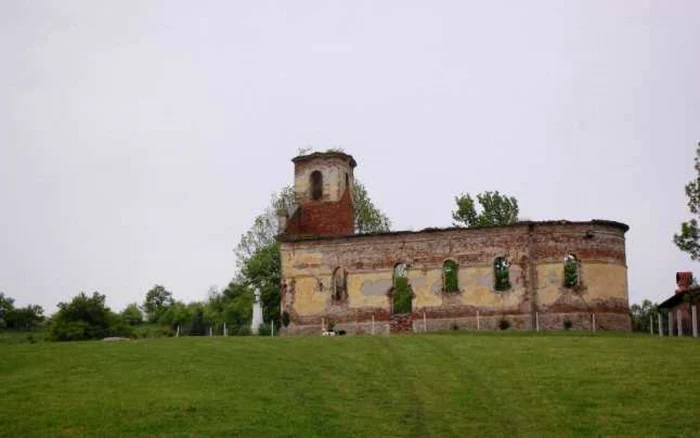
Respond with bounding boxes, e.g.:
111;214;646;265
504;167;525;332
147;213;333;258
279;220;630;334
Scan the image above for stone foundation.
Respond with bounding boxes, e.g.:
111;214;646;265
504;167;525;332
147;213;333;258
280;311;631;335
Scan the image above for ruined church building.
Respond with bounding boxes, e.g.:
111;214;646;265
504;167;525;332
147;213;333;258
278;151;630;334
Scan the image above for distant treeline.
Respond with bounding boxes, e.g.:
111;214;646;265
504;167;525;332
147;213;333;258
0;281;269;342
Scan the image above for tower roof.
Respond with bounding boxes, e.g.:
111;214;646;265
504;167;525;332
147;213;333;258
292;151;357;168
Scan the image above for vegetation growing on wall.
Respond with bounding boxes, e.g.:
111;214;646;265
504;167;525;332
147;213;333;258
564;254;580;288
443;260;459;292
392;264;413;314
494;257;511;291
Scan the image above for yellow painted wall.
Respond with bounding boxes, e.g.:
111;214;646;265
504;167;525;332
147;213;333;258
537;262;628;306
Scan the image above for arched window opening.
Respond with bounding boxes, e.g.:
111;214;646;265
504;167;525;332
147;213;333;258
332;267;347;302
494;257;511;291
310;170;323;200
443;260;459;292
392;263;412;314
564;254;580;288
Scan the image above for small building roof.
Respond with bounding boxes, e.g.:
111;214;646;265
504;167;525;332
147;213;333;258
658;287;700;309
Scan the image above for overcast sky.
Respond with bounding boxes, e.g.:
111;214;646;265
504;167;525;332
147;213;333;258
1;1;699;314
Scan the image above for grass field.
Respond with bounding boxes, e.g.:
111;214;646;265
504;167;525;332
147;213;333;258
1;332;699;437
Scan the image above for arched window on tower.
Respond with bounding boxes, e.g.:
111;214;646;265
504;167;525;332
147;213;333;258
564;254;580;288
310;170;323;200
494;257;511;291
443;260;459;292
332;267;347;302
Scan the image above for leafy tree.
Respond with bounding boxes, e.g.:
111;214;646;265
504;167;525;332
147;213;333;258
121;303;143;326
49;292;131;341
161;301;192;332
353;181;391;233
187;302;207;335
221;281;253;334
674;143;700;259
7;305;44;330
629;299;658;332
0;293;44;331
0;293;15;329
143;285;173;323
452;191;519;228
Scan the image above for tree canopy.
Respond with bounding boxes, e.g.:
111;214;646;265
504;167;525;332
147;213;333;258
0;292;44;331
674;143;700;260
452;191;519;228
49;292;131;341
143;285;173;323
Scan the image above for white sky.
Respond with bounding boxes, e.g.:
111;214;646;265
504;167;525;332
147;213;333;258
1;1;699;313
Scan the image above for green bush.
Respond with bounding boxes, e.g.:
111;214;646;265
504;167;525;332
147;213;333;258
393;277;413;314
49;292;132;341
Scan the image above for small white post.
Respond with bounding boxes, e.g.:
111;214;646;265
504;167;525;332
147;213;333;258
476;310;480;331
535;312;540;332
209;326;213;337
669;312;674;337
322;318;325;332
692;305;698;338
271;321;275;337
371;314;375;335
223;322;227;337
649;315;653;335
658;313;663;337
677;310;683;337
591;314;596;333
423;312;427;332
176;324;180;338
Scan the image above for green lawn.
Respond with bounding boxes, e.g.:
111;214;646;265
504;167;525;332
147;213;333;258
1;332;698;437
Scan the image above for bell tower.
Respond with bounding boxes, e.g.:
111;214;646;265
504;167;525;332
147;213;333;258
282;151;356;237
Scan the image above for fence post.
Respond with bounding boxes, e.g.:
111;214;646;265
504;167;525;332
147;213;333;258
692;305;698;338
649;315;653;335
176;324;180;338
535;312;540;332
592;314;596;333
271;321;275;337
371;314;375;335
423;312;427;332
658;313;663;337
477;310;480;331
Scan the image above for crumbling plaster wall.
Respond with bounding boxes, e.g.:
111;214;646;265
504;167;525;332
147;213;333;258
280;221;630;333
